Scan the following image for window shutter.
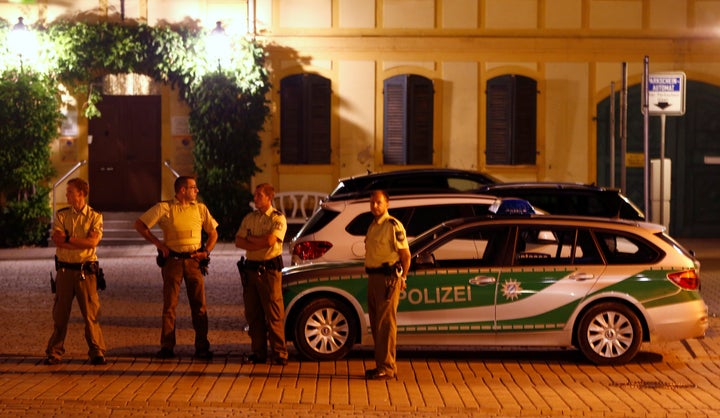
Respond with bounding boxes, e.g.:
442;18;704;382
280;73;332;164
280;75;304;164
486;76;513;164
383;76;408;164
514;76;537;164
305;75;331;164
486;75;537;165
407;75;434;164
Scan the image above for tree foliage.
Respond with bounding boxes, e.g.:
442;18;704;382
0;14;271;244
0;70;62;246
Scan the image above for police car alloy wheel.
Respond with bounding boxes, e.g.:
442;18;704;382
293;297;357;361
576;302;643;365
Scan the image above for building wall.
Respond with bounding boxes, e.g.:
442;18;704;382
4;0;720;199
246;0;720;192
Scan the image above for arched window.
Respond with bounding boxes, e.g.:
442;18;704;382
486;74;537;165
383;74;434;165
280;73;331;164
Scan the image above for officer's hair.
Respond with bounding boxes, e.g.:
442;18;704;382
67;177;89;197
371;189;389;201
256;183;275;199
174;176;196;193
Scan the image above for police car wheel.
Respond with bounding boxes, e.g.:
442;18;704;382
576;302;643;365
293;297;357;361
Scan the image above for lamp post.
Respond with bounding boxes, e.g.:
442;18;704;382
7;17;36;71
206;21;229;71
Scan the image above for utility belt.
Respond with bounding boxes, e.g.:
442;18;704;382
242;255;284;272
156;248;210;276
52;256;105;292
168;250;199;259
55;257;99;274
365;262;396;275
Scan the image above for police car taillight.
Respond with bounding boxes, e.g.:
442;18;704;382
489;198;536;215
292;241;333;260
667;269;699;290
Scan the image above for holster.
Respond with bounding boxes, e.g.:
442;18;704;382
237;256;248;286
384;261;404;299
97;268;106;291
156;249;166;267
50;272;56;294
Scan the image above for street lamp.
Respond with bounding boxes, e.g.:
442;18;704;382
206;21;230;70
7;17;37;70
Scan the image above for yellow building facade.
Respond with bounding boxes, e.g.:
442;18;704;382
3;0;720;236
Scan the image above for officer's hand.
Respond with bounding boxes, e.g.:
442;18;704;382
400;277;407;291
158;245;170;258
192;250;210;261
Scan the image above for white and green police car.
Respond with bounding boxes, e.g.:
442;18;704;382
282;215;708;365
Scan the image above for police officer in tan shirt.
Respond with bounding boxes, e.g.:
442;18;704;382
235;183;289;365
364;190;411;380
135;176;218;360
44;177;106;366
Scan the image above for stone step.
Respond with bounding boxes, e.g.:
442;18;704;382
101;212;159;246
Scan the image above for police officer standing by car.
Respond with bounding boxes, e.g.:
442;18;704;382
134;176;218;360
235;183;289;365
44;177;107;366
364;190;411;380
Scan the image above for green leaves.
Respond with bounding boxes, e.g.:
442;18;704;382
0;70;61;246
1;15;271;243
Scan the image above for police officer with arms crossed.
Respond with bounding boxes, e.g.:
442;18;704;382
134;176;218;360
44;177;107;366
364;190;411;380
235;183;289;365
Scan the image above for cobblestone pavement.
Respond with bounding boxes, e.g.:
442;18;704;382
0;240;719;417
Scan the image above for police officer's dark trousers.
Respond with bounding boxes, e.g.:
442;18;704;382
46;268;106;359
367;272;401;377
243;267;288;361
161;257;210;353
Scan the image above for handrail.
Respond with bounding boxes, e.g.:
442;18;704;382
163;160;181;178
52;160;87;217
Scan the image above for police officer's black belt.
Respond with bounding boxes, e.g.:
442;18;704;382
56;260;98;271
244;258;280;270
365;265;392;275
169;250;197;259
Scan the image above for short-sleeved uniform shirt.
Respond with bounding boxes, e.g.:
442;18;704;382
364;212;409;269
236;207;287;261
138;199;218;253
54;205;103;263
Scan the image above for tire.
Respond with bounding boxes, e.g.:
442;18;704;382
293;297;357;361
576;302;643;365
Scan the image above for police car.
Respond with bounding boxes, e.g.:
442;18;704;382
282;215;708;365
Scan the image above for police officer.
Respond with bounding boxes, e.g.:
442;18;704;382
134;176;218;360
364;190;411;380
235;183;288;365
45;177;107;366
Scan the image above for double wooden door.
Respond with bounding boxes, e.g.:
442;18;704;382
88;95;161;211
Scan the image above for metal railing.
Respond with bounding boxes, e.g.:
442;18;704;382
163;160;180;178
52;160;87;217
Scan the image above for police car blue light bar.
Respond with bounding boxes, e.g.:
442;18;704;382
489;198;536;215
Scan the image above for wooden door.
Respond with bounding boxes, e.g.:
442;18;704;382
88;95;161;211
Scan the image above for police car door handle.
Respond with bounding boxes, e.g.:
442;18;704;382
469;276;496;286
569;272;594;281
